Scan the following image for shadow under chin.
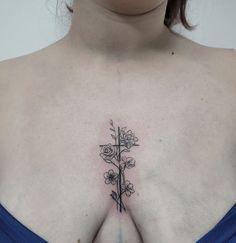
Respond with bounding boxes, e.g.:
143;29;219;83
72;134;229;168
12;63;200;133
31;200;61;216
93;0;167;17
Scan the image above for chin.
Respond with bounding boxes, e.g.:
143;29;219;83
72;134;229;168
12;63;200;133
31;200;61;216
94;0;166;15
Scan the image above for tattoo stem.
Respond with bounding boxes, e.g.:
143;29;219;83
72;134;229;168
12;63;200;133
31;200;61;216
111;161;119;169
118;126;123;213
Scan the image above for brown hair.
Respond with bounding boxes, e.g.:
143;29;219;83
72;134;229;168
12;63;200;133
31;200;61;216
165;0;192;29
65;0;192;30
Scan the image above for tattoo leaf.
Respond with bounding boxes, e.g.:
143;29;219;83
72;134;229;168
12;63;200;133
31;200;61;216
121;149;130;153
111;190;117;199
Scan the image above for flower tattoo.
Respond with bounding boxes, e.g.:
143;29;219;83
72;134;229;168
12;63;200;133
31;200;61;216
120;128;138;149
100;143;116;163
104;169;118;185
99;120;139;213
121;156;136;169
121;180;135;197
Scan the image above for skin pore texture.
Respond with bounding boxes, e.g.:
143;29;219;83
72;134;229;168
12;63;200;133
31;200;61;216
0;0;236;242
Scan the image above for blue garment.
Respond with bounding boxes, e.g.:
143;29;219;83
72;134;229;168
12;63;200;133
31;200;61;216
0;203;48;243
0;203;236;243
197;203;236;243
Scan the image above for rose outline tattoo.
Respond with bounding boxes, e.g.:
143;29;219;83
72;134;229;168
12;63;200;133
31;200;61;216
100;143;117;163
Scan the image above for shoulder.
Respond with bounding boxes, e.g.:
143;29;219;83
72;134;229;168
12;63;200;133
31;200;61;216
167;31;236;122
0;38;87;90
0;55;28;83
0;53;40;107
0;37;73;81
0;39;72;95
207;47;236;82
0;50;44;86
173;32;236;80
167;30;236;91
0;44;57;113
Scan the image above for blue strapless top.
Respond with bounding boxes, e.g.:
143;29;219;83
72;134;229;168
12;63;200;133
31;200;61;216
0;202;236;242
0;203;48;243
196;203;236;243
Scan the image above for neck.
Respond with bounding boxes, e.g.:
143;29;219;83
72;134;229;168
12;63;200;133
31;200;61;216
63;0;169;56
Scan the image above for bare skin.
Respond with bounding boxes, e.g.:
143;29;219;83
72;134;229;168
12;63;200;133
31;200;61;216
0;0;236;242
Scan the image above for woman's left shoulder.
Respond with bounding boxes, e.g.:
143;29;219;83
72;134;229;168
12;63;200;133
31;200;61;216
190;41;236;82
205;46;236;74
170;31;235;80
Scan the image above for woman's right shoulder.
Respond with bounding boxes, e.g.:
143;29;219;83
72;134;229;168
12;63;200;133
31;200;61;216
0;57;28;101
0;51;42;88
0;37;68;87
0;44;59;107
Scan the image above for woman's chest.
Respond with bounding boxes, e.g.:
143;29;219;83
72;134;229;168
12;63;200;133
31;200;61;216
0;67;236;242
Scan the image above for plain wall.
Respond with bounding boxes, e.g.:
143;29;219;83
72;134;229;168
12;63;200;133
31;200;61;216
0;0;235;61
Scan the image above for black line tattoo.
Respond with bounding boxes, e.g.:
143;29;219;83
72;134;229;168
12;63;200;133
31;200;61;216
99;120;139;213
